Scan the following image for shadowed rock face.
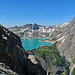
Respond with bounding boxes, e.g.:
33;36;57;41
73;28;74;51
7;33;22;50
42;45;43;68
0;25;46;75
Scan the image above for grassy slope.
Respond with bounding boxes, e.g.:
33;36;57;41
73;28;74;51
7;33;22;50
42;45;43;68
72;68;75;75
35;42;63;66
28;42;69;75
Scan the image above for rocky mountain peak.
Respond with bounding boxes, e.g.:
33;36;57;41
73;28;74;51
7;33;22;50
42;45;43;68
32;23;40;30
33;23;37;25
72;17;75;21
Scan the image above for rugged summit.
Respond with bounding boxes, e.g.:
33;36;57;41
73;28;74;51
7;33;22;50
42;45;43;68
0;25;46;75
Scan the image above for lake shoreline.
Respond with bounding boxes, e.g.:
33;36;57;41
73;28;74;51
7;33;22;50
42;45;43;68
20;37;49;39
21;37;55;44
39;40;55;44
21;38;52;50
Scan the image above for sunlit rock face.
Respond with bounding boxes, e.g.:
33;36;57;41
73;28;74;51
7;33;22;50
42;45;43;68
57;17;75;60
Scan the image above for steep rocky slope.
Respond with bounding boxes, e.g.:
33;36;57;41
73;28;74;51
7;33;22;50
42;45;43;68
0;24;46;75
49;17;75;75
58;17;75;75
55;17;75;61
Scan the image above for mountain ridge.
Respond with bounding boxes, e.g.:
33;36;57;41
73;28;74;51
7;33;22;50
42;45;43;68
8;22;69;38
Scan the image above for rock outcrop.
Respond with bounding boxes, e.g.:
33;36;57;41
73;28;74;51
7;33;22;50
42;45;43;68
0;24;46;75
57;17;75;75
50;17;75;75
57;17;75;60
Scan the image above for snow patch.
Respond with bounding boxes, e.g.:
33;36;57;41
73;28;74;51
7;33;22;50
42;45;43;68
56;34;61;37
61;39;65;43
56;36;64;41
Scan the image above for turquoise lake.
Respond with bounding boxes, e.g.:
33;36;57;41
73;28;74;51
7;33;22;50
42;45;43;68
21;38;52;50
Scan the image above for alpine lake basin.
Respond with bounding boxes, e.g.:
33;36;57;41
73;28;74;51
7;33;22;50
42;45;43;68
21;38;52;50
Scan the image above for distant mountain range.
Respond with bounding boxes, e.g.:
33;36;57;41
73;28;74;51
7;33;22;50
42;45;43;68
8;22;69;38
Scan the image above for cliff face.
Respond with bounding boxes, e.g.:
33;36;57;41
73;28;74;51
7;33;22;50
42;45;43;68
58;17;75;60
0;25;46;75
55;17;75;75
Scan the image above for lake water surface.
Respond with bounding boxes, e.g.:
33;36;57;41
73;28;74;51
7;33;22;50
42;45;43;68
21;38;52;50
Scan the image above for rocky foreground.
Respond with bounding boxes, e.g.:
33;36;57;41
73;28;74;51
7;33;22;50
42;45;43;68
0;25;46;75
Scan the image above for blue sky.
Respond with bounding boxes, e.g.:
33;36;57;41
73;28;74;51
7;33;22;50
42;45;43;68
0;0;75;28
